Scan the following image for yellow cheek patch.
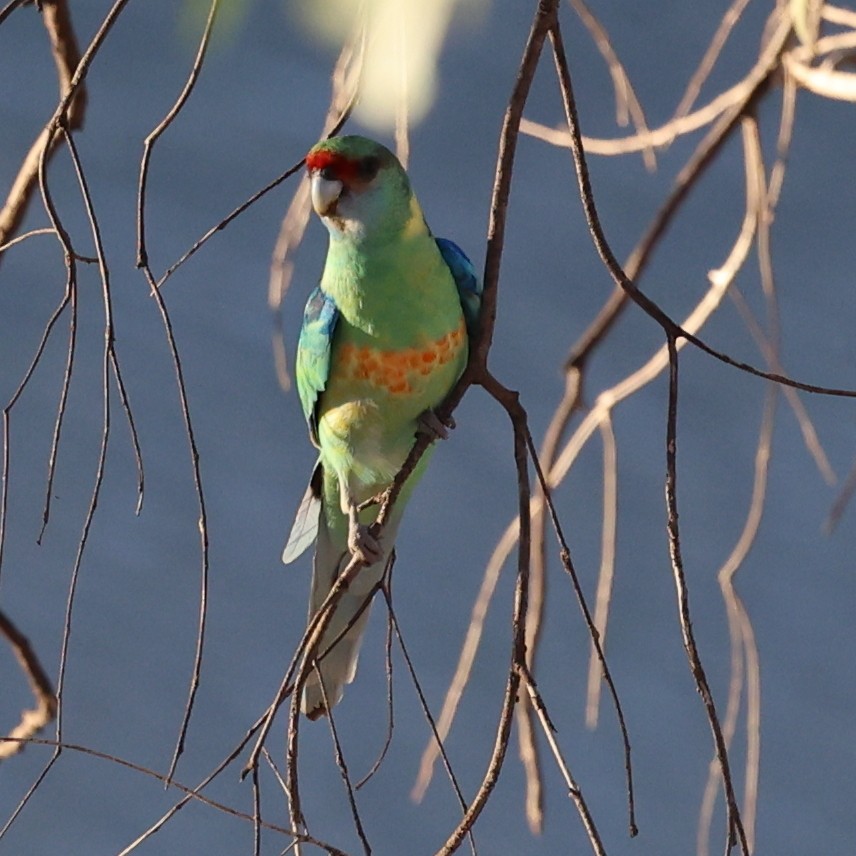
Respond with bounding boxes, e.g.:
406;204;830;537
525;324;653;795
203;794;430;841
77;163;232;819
338;322;465;395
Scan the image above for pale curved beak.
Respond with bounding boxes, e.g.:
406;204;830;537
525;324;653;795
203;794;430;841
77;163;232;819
310;173;343;216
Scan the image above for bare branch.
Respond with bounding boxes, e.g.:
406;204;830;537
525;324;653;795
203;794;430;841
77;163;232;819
0;0;86;259
523;8;792;162
0;611;56;761
584;414;618;729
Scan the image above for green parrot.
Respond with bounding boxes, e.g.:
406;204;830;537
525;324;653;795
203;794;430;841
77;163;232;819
282;135;481;719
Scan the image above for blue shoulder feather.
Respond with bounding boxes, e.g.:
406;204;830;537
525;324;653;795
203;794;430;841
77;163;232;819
436;237;482;338
296;286;339;444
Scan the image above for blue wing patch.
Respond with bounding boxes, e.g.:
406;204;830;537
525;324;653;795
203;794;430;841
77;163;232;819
436;237;482;339
296;286;339;444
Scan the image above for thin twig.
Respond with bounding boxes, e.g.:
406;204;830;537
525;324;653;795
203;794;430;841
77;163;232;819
550;12;851;401
155;53;363;295
286;687;305;853
518;662;607;855
117;717;268;854
318;671;372;855
414;0;557;810
554;7;791;384
137;0;220;269
0;283;72;581
356;565;397;791
435;376;532;856
464;197;754;719
35;283;76;543
382;589;475;855
144;274;210;787
522;7;791;159
156;162;305;290
825;461;856;533
281;578;389;843
252;765;262;856
242;579;353;782
525;425;637;837
133;0;220;787
0;227;57;253
698;387;772;856
665;336;749;855
549;13;761;849
1;105;126;844
671;0;755;119
61;119;147;751
53;123;118;727
412;519;516;802
0;735;333;845
569;0;656;169
280;568;401;846
0;0;29;27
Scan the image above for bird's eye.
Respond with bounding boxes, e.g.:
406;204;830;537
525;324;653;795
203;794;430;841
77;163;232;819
319;166;337;181
358;156;380;182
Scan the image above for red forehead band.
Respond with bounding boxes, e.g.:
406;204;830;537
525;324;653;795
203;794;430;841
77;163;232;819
305;150;362;183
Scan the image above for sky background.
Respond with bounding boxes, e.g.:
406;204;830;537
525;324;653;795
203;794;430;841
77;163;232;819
2;1;856;854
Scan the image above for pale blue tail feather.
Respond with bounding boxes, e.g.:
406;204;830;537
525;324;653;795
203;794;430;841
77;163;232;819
282;467;322;565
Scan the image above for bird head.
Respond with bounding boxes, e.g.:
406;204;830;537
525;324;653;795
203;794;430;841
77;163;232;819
305;136;422;243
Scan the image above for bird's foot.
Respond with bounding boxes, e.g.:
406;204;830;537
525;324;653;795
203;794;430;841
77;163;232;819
348;522;383;565
416;408;455;441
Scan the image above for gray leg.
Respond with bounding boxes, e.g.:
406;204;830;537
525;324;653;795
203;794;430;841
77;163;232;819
340;481;383;564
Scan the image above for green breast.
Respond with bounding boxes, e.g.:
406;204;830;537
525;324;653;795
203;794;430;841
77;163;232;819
317;232;466;493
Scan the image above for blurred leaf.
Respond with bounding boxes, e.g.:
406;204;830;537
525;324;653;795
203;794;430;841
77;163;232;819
291;0;487;131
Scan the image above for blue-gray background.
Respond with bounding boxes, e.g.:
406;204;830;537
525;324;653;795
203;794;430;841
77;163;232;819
2;2;855;854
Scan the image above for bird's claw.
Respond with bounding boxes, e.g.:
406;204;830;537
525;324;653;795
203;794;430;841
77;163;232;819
348;523;383;565
416;408;455;441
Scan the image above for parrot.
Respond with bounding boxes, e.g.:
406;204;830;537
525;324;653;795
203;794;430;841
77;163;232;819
282;135;481;720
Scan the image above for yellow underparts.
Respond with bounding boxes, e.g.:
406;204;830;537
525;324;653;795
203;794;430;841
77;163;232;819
318;317;466;495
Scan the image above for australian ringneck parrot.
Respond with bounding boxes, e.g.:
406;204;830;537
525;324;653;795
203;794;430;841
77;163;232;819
281;135;481;720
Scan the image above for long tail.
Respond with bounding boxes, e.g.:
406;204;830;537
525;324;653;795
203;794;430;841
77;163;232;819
302;511;398;720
